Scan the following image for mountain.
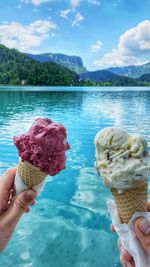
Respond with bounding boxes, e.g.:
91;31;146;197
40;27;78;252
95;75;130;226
107;62;150;79
137;73;150;82
0;43;149;86
26;53;87;74
80;70;118;81
79;70;137;85
0;44;79;86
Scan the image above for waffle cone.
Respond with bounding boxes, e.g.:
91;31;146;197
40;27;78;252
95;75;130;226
17;159;47;188
111;182;148;224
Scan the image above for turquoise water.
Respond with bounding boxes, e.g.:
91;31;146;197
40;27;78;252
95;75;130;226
0;86;150;267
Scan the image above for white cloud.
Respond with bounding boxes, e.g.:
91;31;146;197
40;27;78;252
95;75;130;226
0;20;57;52
91;40;102;52
31;0;49;6
70;0;81;10
94;20;150;68
118;20;150;55
88;0;101;5
60;9;71;19
72;12;84;27
70;0;100;8
21;0;48;5
60;3;84;28
21;0;29;3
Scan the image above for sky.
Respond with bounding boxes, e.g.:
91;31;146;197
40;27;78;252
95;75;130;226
0;0;150;70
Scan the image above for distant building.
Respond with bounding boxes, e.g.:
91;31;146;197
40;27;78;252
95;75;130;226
21;80;27;85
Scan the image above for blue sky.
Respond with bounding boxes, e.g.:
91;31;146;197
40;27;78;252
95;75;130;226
0;0;150;70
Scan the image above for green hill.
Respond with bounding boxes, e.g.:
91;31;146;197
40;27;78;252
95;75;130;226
0;44;79;86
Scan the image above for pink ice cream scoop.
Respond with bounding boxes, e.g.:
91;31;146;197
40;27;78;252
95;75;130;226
13;118;70;175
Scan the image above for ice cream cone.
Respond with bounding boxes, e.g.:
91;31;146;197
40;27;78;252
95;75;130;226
111;181;148;223
17;159;47;189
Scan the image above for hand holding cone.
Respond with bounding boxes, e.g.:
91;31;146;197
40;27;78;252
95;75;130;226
94;127;150;224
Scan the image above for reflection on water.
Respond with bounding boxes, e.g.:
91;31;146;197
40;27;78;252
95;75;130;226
0;87;150;267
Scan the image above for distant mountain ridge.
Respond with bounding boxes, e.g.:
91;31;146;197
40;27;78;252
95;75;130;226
137;73;150;82
107;62;150;78
26;52;87;74
27;51;150;83
0;43;150;86
80;70;119;81
79;70;137;86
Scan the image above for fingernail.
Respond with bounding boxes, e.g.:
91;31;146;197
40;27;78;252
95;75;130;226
138;218;150;234
120;245;126;256
127;262;133;267
25;190;37;201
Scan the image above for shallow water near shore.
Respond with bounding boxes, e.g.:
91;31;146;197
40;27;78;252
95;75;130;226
0;86;150;267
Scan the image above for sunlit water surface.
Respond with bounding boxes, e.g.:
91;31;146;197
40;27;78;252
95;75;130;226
0;86;150;267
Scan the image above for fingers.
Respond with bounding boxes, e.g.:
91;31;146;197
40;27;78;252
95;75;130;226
0;168;16;190
111;225;134;266
30;200;36;206
0;168;16;212
134;217;150;255
25;207;30;213
118;240;132;261
24;200;35;212
118;239;135;267
0;189;36;252
110;223;115;232
120;257;135;267
1;189;37;230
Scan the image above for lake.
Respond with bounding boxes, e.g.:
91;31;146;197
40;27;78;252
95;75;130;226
0;86;150;267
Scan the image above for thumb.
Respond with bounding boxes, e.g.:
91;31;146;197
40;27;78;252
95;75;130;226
2;190;37;230
134;217;150;256
13;189;37;216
